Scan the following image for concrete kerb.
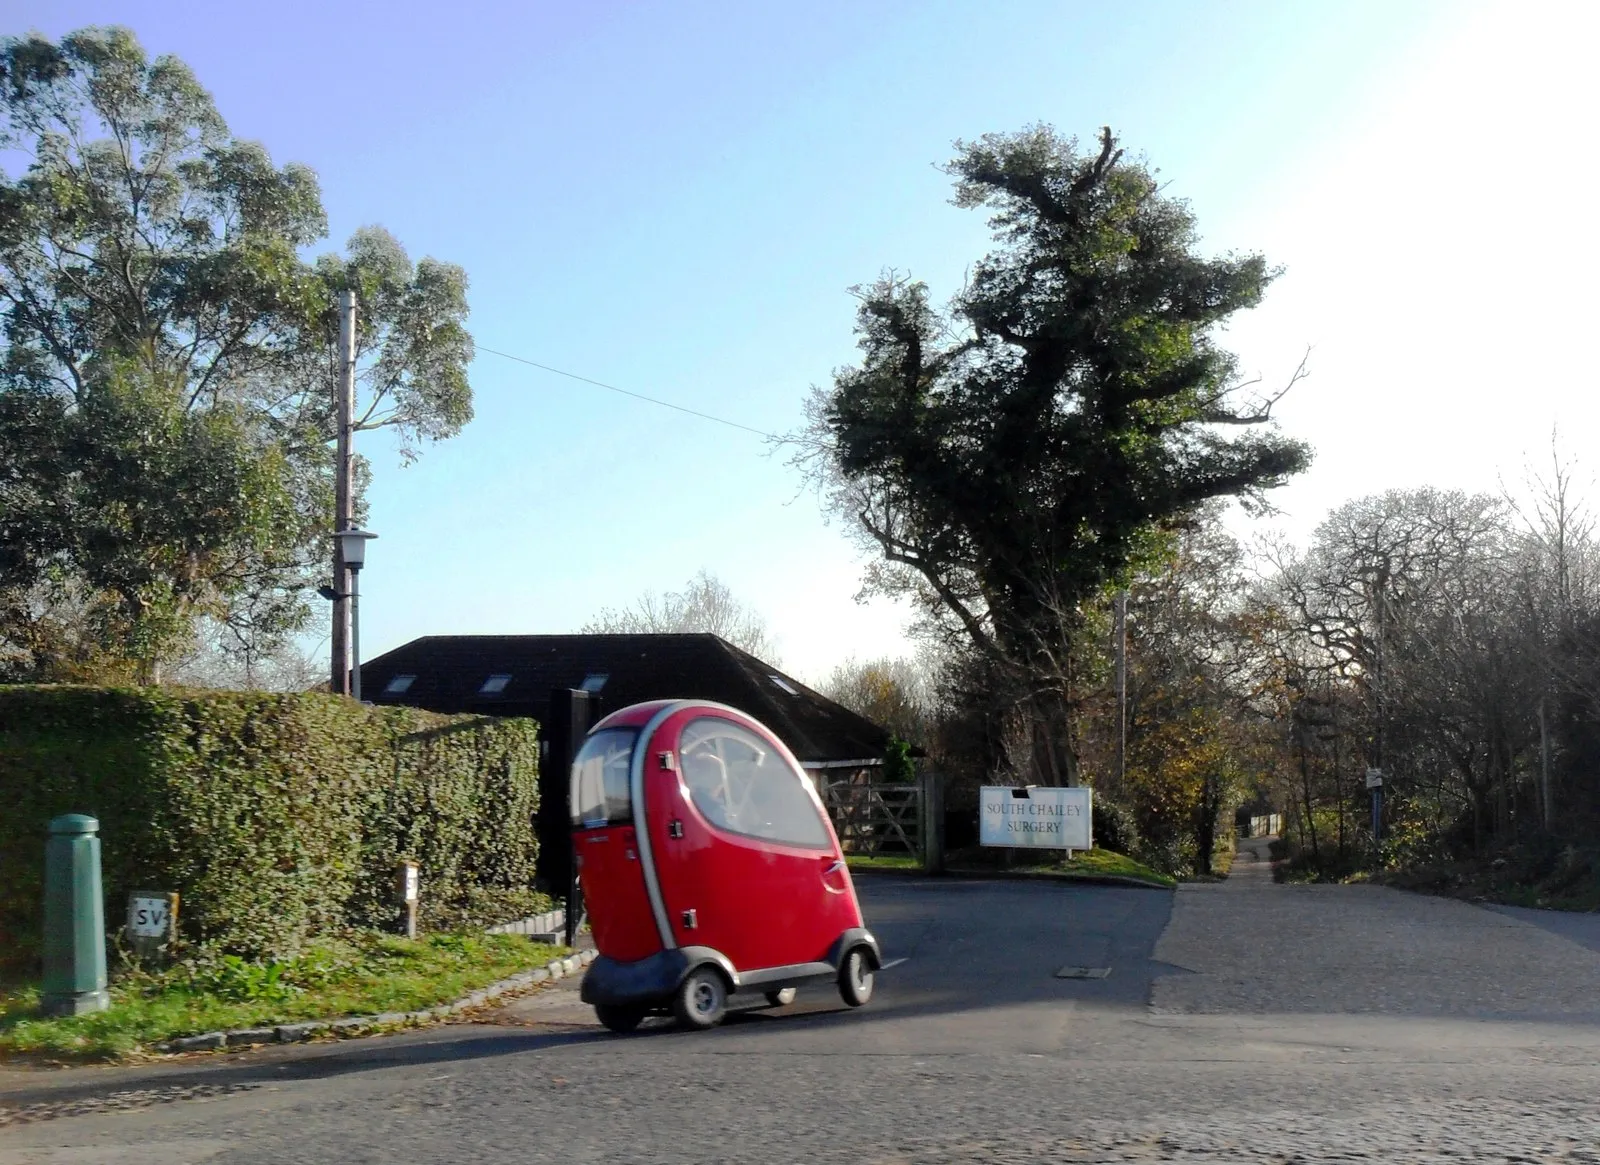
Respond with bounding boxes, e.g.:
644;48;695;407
157;948;598;1055
846;863;1173;891
484;907;567;943
944;867;1174;890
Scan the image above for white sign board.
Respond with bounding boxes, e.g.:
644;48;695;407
980;786;1092;850
1365;768;1384;789
403;863;420;903
129;895;172;938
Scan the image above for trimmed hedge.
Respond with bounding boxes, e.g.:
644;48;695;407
0;686;539;970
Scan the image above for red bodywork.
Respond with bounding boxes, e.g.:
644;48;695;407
572;699;864;988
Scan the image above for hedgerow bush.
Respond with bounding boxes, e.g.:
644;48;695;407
350;715;543;932
0;687;539;971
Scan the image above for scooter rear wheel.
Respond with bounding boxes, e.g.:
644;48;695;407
838;947;875;1007
594;1004;646;1033
672;967;728;1030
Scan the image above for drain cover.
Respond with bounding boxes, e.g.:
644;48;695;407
1055;966;1111;979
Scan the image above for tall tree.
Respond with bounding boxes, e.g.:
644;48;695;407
582;570;780;662
819;655;933;745
1118;511;1261;874
801;125;1310;782
0;27;473;680
1258;488;1555;861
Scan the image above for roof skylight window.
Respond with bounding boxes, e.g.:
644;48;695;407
768;674;800;696
580;672;609;693
479;674;513;695
384;674;416;695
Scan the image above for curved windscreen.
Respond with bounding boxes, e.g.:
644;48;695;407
678;717;831;848
570;728;637;828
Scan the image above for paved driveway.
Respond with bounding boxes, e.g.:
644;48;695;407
1484;901;1600;954
4;859;1600;1163
1155;846;1600;1020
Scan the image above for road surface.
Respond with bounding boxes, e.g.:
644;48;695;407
4;844;1599;1162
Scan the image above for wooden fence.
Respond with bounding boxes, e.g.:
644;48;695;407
1243;813;1283;839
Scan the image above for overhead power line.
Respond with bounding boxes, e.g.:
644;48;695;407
476;344;779;441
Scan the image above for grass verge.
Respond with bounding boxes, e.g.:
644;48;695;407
845;853;923;872
944;846;1176;888
0;931;563;1063
1270;834;1600;911
1364;852;1600;913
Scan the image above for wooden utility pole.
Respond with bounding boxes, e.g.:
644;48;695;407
330;290;356;696
1539;696;1552;831
1113;589;1127;794
1370;565;1386;842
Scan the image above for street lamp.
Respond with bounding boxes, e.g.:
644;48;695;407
324;527;377;700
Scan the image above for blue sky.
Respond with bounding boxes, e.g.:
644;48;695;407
11;1;1597;681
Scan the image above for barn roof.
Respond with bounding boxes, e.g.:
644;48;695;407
358;633;893;766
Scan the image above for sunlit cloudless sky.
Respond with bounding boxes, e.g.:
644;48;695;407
11;1;1599;681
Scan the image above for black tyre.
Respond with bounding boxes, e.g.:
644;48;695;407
838;947;874;1007
764;987;797;1008
672;966;728;1030
594;1004;645;1033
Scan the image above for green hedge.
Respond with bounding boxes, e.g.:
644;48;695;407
0;686;539;971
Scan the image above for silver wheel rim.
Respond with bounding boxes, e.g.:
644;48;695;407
693;979;718;1015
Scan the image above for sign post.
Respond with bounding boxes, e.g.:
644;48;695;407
547;688;601;946
396;860;420;940
979;786;1092;853
1365;768;1384;843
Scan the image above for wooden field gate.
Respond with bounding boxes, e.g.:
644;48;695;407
819;780;924;860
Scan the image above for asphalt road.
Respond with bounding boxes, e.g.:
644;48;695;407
4;849;1600;1163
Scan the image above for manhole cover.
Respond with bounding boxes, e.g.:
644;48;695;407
1054;966;1111;979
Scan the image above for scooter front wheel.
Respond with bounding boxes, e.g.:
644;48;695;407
672;967;728;1030
594;1004;646;1033
838;947;874;1007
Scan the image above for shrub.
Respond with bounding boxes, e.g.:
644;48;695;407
0;686;539;971
881;738;916;783
1090;793;1139;857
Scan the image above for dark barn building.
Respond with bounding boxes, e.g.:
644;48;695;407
359;633;891;767
358;634;896;891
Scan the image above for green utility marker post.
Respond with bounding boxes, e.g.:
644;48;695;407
42;813;109;1016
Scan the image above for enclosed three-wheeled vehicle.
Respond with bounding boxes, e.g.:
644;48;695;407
572;699;880;1032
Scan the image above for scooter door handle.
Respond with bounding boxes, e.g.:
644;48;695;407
820;857;848;893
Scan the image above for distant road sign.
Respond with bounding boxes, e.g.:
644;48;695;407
1366;768;1384;789
127;890;178;959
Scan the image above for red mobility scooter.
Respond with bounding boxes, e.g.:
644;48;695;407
572;699;881;1032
